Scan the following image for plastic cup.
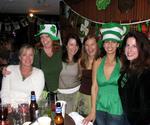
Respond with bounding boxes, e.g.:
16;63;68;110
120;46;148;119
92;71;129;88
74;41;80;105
37;116;51;125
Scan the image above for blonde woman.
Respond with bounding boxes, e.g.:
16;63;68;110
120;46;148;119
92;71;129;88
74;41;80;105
1;44;44;109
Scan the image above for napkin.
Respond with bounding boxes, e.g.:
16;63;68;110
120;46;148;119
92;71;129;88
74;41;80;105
22;121;31;125
68;112;93;125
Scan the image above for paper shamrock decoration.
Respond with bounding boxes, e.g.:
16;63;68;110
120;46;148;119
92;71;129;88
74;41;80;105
80;20;90;37
96;0;111;10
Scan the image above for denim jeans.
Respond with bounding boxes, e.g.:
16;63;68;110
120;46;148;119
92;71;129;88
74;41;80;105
94;110;124;125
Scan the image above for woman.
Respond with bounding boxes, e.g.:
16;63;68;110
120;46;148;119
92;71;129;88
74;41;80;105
83;23;127;125
34;24;62;92
75;34;100;116
118;31;150;125
57;33;82;114
1;44;45;108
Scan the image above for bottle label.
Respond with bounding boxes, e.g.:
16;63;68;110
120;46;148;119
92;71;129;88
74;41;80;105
31;95;36;101
55;107;62;113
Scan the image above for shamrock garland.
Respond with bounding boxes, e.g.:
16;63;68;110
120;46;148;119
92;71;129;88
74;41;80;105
39;24;45;31
80;20;90;37
51;25;56;34
96;0;111;10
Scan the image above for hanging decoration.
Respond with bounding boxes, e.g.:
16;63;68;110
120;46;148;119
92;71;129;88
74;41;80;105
80;20;90;37
63;1;150;26
69;11;78;27
20;18;29;27
64;4;70;19
61;1;150;39
63;0;150;33
95;23;102;40
12;22;20;30
0;15;52;32
5;23;11;31
118;0;135;13
137;22;149;34
96;0;111;10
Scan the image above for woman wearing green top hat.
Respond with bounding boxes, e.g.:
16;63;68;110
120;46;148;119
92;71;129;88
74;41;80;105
33;24;62;92
83;23;128;125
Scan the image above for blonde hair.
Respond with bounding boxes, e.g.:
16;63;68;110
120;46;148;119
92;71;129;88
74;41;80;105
19;44;35;57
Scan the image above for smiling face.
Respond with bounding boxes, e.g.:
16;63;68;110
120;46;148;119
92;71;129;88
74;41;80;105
84;37;97;58
40;34;53;48
103;41;119;54
66;38;79;57
125;37;139;61
19;48;34;67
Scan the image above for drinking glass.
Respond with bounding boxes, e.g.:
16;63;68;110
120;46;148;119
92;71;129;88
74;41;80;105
38;98;51;117
18;103;29;124
0;104;8;121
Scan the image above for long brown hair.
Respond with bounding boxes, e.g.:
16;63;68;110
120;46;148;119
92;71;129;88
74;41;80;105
80;34;100;69
121;30;150;74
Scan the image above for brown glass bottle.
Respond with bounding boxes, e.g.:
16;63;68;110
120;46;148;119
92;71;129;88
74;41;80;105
30;91;39;122
54;102;64;125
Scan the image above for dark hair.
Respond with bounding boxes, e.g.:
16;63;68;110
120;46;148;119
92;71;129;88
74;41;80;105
100;42;121;58
62;33;82;63
121;30;150;74
80;34;100;68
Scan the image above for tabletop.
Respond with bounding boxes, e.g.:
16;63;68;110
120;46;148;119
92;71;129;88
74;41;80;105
5;112;75;125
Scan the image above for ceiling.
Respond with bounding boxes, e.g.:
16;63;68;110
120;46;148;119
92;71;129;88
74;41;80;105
0;0;61;15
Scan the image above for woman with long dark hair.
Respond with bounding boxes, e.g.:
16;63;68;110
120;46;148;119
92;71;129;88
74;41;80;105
118;30;150;125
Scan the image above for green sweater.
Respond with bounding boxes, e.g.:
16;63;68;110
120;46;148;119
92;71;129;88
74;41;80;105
33;48;62;92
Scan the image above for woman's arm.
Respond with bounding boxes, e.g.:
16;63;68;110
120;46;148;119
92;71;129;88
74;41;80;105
1;66;11;105
32;69;45;101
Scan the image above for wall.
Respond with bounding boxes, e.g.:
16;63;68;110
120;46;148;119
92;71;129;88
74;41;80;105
64;0;150;23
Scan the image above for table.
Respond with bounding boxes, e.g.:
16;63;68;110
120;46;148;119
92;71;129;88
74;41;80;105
64;113;75;125
6;112;75;125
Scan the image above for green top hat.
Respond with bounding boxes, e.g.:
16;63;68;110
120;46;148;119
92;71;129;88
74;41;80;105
35;24;60;41
98;22;129;48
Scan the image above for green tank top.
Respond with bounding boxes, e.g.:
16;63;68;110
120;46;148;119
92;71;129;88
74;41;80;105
96;56;123;115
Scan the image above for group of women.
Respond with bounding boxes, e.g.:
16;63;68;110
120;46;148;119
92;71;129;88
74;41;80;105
1;22;150;125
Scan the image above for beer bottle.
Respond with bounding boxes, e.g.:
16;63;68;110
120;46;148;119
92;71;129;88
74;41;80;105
54;102;64;125
30;91;39;122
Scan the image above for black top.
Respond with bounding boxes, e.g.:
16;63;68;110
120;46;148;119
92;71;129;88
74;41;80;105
118;69;150;125
79;69;92;95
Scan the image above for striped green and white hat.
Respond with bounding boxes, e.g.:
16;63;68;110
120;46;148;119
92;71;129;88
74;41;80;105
98;22;128;48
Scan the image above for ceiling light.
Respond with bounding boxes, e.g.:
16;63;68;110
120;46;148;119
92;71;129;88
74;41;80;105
29;13;34;17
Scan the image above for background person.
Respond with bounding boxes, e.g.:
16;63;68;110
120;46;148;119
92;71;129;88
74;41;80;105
118;31;150;125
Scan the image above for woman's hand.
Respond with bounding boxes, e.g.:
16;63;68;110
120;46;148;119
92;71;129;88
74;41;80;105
82;111;96;125
2;66;11;76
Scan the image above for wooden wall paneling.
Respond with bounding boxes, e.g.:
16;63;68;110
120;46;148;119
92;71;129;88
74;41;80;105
65;0;150;22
